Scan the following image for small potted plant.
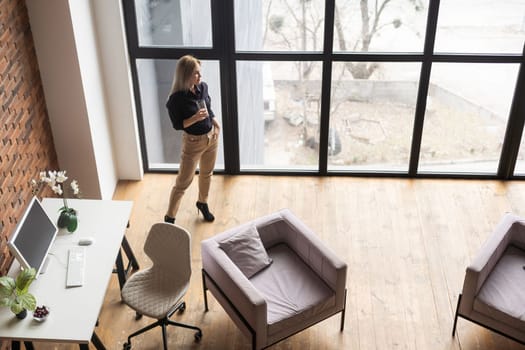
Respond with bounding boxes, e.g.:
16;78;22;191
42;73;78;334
0;268;37;319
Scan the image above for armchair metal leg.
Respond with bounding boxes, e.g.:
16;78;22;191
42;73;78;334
452;294;462;337
340;289;347;332
202;269;209;312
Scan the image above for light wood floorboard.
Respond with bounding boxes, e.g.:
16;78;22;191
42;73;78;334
34;174;525;350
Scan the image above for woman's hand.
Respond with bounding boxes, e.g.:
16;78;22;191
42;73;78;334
194;108;208;122
184;109;208;128
212;119;221;139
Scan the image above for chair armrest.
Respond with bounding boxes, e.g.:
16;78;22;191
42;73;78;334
461;213;525;312
201;238;268;340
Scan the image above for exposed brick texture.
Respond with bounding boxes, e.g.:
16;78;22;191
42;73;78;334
0;0;58;276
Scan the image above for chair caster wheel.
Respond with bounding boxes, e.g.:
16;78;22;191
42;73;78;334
194;331;202;342
123;342;131;350
135;312;142;320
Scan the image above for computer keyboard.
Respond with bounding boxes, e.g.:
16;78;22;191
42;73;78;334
66;247;85;287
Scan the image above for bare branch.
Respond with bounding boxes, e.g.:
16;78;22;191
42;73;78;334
262;0;274;44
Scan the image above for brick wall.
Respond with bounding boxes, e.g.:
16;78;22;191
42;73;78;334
0;0;58;275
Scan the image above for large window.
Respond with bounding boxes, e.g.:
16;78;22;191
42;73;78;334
434;0;525;54
235;0;325;52
237;61;322;170
333;0;428;53
328;62;421;172
123;0;525;179
134;0;212;47
418;63;518;174
136;58;224;170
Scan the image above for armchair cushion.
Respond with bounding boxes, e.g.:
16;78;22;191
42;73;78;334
250;243;335;336
219;225;273;278
474;245;525;329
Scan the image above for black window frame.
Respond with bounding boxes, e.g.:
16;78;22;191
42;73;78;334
122;0;525;180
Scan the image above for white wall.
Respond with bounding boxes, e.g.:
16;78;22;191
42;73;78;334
90;0;143;180
25;0;143;199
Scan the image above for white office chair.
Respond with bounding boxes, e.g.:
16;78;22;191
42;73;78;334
121;223;202;350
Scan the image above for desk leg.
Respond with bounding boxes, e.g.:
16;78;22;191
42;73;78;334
90;331;106;350
11;341;34;350
121;236;139;270
115;250;126;290
113;236;140;291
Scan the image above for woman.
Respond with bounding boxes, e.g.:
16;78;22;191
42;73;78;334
164;55;220;224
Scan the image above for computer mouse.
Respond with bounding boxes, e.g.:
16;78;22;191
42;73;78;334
78;237;94;246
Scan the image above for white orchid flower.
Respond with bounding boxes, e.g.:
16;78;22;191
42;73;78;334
34;170;81;200
51;184;63;195
56;171;68;183
47;170;57;184
70;180;80;195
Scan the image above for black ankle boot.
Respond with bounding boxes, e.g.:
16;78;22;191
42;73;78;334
164;215;175;224
196;202;215;222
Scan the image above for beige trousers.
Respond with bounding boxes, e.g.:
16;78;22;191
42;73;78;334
166;131;218;218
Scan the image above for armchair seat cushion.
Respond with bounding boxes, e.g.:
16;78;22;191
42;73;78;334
474;245;525;329
250;243;335;336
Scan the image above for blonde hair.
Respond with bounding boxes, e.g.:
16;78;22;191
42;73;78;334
170;55;201;94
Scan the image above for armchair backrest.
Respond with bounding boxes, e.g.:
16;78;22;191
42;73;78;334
461;214;525;314
255;209;347;293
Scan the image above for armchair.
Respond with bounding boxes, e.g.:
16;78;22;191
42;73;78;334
452;213;525;345
201;209;347;350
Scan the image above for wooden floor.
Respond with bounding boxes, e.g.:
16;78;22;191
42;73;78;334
34;174;525;350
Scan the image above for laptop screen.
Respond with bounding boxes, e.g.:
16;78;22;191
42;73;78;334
8;197;58;276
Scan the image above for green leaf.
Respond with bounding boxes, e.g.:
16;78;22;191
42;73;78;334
0;296;13;308
19;293;36;311
0;277;15;296
57;212;69;228
10;303;24;315
67;214;78;232
15;268;36;294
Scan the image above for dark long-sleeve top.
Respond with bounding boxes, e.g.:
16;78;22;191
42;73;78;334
166;82;215;135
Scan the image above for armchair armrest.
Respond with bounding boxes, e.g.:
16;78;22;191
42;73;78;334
201;238;268;341
461;213;525;313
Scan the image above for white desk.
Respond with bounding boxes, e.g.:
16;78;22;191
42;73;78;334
0;198;134;349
